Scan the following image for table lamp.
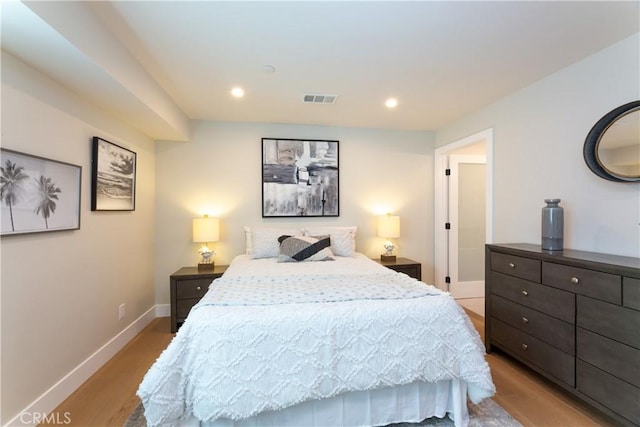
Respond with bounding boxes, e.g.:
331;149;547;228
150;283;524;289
193;215;219;270
378;213;400;262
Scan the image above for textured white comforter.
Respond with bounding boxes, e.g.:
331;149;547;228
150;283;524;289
138;255;495;427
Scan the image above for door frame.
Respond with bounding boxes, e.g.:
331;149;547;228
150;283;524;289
434;128;494;292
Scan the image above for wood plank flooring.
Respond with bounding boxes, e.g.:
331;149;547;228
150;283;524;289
42;312;616;426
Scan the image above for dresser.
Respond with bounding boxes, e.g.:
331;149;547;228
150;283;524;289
170;265;228;333
485;243;640;426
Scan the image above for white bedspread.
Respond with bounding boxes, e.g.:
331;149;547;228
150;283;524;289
138;255;495;427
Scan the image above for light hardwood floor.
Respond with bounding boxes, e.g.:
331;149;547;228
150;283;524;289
42;314;616;427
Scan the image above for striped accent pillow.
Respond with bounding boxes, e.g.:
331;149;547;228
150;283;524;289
277;235;335;262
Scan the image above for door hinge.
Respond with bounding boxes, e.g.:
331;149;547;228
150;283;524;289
445;222;451;230
445;168;451;176
445;276;451;284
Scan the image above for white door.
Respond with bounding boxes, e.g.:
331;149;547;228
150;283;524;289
448;155;486;299
433;128;493;298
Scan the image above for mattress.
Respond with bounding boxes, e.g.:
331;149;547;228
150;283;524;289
138;254;494;427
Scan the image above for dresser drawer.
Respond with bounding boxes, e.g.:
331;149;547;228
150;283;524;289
578;328;640;388
624;277;640;310
491;252;541;282
577;360;640;425
491;318;575;386
577;295;640;349
491;271;574;323
543;262;621;304
176;278;212;299
492;295;574;355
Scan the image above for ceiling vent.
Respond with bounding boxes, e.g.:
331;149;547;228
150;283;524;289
303;93;338;104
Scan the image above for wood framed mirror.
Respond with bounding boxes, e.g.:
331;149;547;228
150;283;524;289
583;101;640;182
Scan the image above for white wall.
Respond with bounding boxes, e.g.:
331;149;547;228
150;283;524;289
436;33;640;258
154;121;434;304
1;52;157;424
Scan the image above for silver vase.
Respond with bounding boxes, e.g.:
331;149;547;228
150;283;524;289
542;199;563;251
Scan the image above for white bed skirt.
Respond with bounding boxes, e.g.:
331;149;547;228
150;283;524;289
178;380;469;427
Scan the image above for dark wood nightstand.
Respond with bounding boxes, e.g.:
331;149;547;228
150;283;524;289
375;257;422;280
170;265;227;333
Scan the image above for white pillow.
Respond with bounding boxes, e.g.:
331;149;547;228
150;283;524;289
303;226;357;257
244;226;253;255
245;226;302;258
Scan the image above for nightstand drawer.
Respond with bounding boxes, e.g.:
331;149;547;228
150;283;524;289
492;318;575;387
491;252;541;282
392;265;421;280
543;262;620;304
491;271;574;323
176;298;201;319
176;278;212;299
491;294;574;355
375;258;422;281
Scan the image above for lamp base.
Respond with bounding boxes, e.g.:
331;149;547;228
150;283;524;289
380;254;396;262
198;262;215;271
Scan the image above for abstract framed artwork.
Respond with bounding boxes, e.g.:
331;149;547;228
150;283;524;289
91;137;137;211
0;148;81;236
262;138;339;217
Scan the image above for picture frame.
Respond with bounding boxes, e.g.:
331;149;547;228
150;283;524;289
262;138;339;217
0;148;81;236
91;137;137;211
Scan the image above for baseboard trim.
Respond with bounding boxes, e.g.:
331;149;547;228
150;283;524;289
4;305;159;427
155;303;170;318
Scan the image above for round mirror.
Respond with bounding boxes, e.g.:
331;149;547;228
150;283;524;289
584;101;640;182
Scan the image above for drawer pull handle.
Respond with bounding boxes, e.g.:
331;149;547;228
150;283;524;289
509;262;516;268
196;286;202;291
521;344;528;350
522;317;529;324
522;290;528;296
570;277;580;284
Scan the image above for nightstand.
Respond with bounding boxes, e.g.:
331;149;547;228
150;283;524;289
170;265;227;333
375;257;422;280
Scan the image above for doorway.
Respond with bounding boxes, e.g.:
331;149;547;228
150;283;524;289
434;129;493;316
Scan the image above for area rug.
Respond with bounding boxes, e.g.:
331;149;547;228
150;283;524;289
124;399;521;427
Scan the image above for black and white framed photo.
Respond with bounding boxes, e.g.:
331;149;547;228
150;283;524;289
91;137;136;211
262;138;339;217
0;148;81;236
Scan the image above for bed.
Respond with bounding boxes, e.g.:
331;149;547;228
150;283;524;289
138;229;495;427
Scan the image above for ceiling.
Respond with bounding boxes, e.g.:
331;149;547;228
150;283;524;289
2;1;638;141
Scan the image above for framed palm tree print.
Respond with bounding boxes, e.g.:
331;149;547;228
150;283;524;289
0;148;81;236
91;137;136;211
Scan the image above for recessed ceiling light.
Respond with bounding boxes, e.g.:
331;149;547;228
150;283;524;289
263;65;276;74
231;87;244;98
385;98;398;108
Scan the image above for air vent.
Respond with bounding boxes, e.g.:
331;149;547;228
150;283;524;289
303;93;338;104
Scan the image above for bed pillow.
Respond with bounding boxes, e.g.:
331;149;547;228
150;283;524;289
246;226;302;258
302;226;357;257
278;235;335;262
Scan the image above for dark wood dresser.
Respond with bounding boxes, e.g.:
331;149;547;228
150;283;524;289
485;243;640;426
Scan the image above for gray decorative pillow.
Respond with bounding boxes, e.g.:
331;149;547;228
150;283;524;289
277;235;335;262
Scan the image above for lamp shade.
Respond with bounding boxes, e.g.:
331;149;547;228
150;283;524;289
378;214;400;239
192;216;219;243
